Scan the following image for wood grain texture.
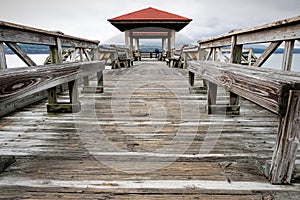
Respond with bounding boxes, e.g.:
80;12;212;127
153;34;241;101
6;42;37;66
0;20;99;48
253;42;282;67
0;61;105;104
198;15;300;48
270;90;300;184
0;42;7;69
0;63;299;198
187;60;300;116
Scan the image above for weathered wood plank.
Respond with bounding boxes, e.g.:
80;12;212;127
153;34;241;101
253;41;282;67
198;15;300;48
0;42;7;69
0;61;105;105
6;42;37;66
0;156;15;173
187;60;300;115
269;90;300;184
0;21;99;48
282;40;295;71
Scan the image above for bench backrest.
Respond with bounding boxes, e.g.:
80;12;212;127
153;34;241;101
188;60;300;116
0;61;105;105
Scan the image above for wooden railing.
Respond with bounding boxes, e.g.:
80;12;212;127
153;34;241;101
198;15;300;71
187;15;300;185
0;20;102;116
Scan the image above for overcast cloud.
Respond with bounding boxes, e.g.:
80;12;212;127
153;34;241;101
0;0;299;44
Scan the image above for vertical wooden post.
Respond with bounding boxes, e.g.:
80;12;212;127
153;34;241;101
188;71;194;86
282;40;294;71
248;48;253;66
229;36;243;110
269;90;300;184
47;87;57;104
91;47;99;61
207;82;218;114
97;70;104;93
0;42;7;69
68;80;79;104
212;48;217;61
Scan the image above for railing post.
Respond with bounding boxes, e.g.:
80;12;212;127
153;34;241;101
282;40;295;71
0;42;7;69
229;36;242;114
269;90;300;184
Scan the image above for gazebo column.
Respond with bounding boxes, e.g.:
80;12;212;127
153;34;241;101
125;30;130;48
129;31;134;57
170;30;175;50
162;38;166;52
168;31;171;57
135;38;140;51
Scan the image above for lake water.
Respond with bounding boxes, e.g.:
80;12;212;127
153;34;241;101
4;53;300;72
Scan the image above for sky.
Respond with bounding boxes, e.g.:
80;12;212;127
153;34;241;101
0;0;299;45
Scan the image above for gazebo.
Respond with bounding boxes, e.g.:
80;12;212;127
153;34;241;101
108;7;192;56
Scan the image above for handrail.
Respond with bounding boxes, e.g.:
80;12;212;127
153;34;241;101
198;15;300;48
0;20;99;48
197;15;300;71
0;20;100;69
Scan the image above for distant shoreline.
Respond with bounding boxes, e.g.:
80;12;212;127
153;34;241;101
3;44;300;54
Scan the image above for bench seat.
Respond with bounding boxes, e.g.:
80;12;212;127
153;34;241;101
188;60;300;185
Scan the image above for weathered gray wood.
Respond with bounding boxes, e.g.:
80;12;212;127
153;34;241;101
71;48;80;62
282;40;295;71
49;39;63;64
47;87;57;104
253;42;282;67
0;156;15;173
0;42;7;69
198;16;300;48
83;48;92;61
269;90;300;184
229;36;242;112
0;61;105;106
68;80;79;104
0;63;299;198
6;42;36;66
188;71;194;86
187;61;300;116
207;82;217;114
0;21;99;48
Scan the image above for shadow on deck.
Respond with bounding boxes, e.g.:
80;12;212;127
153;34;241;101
0;62;299;199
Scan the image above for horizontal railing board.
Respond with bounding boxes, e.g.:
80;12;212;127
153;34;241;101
0;21;99;48
0;61;105;104
188;60;300;115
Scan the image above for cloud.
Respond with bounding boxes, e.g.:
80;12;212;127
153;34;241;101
1;0;299;44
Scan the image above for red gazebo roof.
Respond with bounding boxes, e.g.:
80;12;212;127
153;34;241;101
108;7;192;21
108;7;192;32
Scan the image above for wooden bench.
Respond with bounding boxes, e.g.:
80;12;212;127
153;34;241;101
0;61;105;115
117;52;133;68
187;60;300;184
166;45;187;68
109;45;133;68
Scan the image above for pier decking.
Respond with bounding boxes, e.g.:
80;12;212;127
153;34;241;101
0;62;299;199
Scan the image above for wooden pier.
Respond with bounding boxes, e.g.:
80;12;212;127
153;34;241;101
0;15;300;199
0;62;299;199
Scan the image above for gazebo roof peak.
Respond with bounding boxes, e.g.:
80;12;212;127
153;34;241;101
108;7;192;21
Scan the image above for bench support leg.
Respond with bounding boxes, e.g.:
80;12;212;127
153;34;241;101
269;90;300;184
82;71;104;94
229;92;240;114
207;82;218;114
188;71;194;86
207;82;240;115
47;80;81;113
